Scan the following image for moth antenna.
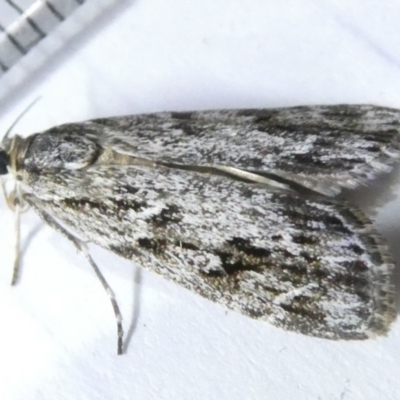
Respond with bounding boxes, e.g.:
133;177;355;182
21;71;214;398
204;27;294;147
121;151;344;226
4;97;41;140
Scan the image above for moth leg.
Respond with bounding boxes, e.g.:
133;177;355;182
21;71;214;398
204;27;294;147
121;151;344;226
11;201;21;285
1;181;15;210
24;194;124;355
2;180;30;285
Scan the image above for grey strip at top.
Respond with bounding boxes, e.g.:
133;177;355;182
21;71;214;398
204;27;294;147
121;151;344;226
0;0;86;74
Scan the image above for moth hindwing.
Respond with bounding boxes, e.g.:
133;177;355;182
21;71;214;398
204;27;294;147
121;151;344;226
1;104;398;354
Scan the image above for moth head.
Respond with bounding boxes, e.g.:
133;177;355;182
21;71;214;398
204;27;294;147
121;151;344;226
1;98;40;177
0;149;9;175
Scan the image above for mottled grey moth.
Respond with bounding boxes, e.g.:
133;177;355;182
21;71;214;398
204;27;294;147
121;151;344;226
1;104;398;354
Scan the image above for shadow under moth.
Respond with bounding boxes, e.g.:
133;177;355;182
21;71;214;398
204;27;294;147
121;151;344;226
0;104;398;354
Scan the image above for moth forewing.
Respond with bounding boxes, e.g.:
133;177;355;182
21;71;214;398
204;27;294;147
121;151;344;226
84;104;400;195
0;104;398;354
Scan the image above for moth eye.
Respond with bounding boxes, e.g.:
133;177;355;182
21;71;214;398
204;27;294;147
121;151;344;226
0;150;9;175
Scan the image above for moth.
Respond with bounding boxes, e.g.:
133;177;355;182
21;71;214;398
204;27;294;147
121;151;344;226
1;104;398;354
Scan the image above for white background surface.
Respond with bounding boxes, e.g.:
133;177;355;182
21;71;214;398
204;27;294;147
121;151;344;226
0;1;400;399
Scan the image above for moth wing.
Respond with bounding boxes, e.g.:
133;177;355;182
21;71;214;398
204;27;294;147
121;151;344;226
27;165;396;339
69;104;400;196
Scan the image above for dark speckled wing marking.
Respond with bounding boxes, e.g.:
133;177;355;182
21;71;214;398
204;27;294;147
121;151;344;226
25;164;396;340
